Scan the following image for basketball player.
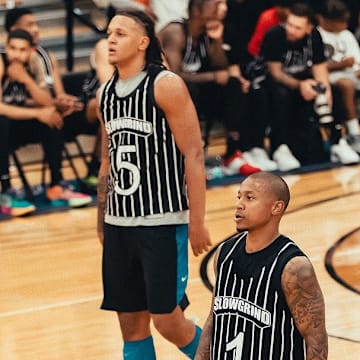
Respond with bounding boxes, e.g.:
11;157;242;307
96;10;211;359
195;172;328;359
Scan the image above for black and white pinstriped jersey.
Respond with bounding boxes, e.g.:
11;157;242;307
1;53;31;105
212;233;306;360
35;46;55;94
100;67;189;218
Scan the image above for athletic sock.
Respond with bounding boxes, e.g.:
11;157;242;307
179;325;202;359
123;336;156;360
346;118;360;135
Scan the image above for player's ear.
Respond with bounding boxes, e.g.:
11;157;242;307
272;201;285;215
139;36;150;51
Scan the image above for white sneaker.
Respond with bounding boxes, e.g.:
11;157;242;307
249;147;278;171
222;150;261;176
272;144;301;171
330;138;360;164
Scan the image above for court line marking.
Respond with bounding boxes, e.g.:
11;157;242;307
0;278;200;318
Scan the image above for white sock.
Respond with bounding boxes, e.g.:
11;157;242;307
346;118;360;135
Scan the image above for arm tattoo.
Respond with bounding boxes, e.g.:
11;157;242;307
97;175;109;233
282;257;328;359
195;314;213;360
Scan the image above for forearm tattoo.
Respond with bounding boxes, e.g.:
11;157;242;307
282;257;328;359
195;315;213;360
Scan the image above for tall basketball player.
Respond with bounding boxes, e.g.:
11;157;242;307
195;172;328;360
96;10;211;359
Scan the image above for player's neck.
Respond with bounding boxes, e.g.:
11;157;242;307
116;57;146;80
245;228;280;253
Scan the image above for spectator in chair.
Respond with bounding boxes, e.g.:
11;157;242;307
4;7;94;203
317;0;360;154
161;0;260;176
79;37;117;190
261;2;359;171
222;1;282;171
0;30;90;216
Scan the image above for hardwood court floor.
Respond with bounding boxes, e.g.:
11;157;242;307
1;164;360;359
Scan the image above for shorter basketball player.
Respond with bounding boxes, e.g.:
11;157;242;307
195;172;328;359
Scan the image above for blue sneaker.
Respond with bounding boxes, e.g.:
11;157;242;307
0;193;36;217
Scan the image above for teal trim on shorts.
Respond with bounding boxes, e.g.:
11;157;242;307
176;224;189;305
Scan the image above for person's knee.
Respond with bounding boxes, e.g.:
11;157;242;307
335;78;356;93
118;312;151;341
151;307;183;336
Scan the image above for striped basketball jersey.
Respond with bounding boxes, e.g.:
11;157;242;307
100;68;189;218
1;53;30;105
35;46;55;95
181;21;211;73
212;233;306;360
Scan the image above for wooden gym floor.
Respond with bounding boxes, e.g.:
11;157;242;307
1;157;360;359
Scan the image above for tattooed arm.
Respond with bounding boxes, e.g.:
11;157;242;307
282;256;328;359
195;244;224;359
96;91;110;245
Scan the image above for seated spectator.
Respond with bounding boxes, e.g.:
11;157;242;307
4;7;101;190
248;0;293;58
0;30;91;216
261;2;359;170
79;37;116;189
317;0;360;153
223;0;282;171
161;0;260;176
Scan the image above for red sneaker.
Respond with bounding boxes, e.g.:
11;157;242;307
222;150;261;176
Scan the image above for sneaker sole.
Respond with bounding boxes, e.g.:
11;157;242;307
68;197;93;208
11;205;36;217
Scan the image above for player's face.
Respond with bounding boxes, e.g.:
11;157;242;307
107;15;149;67
234;178;278;232
5;38;32;64
12;14;40;45
285;14;313;42
201;0;227;22
323;19;348;33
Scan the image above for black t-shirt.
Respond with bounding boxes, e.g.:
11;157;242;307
261;25;326;79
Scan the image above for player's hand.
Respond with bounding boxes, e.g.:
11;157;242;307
299;79;318;101
206;20;224;40
240;78;251;93
36;106;63;129
341;56;355;68
7;61;31;83
54;94;84;117
97;230;104;246
189;222;212;257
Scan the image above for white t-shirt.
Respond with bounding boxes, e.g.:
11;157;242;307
318;26;360;85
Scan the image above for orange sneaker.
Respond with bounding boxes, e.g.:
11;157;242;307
46;185;92;208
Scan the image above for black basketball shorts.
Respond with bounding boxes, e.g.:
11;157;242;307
101;223;189;314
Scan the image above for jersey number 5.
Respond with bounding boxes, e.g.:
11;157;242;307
114;145;140;195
